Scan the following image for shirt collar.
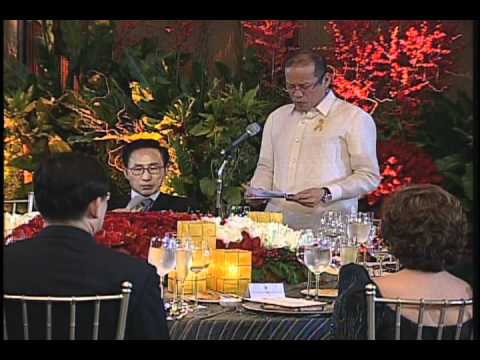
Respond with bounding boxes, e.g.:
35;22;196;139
131;190;160;202
314;90;336;117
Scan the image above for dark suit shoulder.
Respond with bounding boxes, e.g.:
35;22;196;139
92;243;156;275
152;192;198;212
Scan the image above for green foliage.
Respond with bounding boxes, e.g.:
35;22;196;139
252;250;307;284
3;56;34;97
413;91;473;211
178;80;270;211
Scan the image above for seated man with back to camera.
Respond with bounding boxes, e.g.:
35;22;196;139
4;152;169;340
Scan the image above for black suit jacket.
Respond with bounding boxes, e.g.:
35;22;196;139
108;192;198;212
3;226;169;340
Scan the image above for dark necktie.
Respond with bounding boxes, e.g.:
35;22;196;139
140;198;154;211
127;196;154;211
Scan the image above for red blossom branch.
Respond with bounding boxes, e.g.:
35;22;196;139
367;139;443;207
324;20;463;135
241;20;301;84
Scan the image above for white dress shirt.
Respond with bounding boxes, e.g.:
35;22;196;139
250;90;381;230
130;190;160;203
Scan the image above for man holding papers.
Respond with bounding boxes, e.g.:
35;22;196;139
246;50;380;229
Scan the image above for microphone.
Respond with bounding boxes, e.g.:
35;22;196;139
221;122;262;156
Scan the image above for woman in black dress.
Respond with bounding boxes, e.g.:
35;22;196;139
332;184;473;340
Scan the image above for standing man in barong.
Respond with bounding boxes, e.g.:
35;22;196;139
246;50;380;230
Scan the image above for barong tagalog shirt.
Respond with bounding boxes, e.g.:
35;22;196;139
250;90;381;230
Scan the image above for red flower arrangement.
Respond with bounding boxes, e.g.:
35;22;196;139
368;139;443;207
6;211;200;260
6;215;46;243
6;211;305;283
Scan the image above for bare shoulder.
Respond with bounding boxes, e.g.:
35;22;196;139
372;273;403;296
445;272;473;297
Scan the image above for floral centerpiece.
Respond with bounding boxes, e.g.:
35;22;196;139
203;216;307;284
6;212;308;284
5;211;200;259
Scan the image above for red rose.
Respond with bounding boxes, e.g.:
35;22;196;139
252;248;266;268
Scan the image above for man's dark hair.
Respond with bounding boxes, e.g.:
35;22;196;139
284;49;328;80
381;184;469;272
34;152;110;221
122;140;170;168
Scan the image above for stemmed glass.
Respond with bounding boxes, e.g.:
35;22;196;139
337;234;358;266
321;211;346;241
189;240;212;309
303;234;333;300
172;236;193;315
148;233;177;299
367;220;399;276
346;212;372;264
296;229;315;299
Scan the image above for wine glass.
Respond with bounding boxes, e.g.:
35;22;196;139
189;240;212;309
297;229;315;299
347;212;372;264
172;236;193;314
337;234;358;266
303;234;333;300
148;233;177;299
320;211;346;242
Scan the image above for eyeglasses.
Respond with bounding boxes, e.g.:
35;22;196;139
285;81;319;93
284;73;326;94
128;165;165;176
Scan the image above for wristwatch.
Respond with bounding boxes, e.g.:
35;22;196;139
321;187;332;203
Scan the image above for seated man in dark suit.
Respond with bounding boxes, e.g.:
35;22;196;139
108;139;197;212
3;152;169;340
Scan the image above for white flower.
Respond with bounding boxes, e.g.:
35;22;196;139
202;215;301;250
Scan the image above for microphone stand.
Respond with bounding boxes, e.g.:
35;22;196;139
216;149;234;224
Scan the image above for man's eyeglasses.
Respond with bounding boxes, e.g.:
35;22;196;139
285;81;319;93
128;165;165;176
284;73;325;94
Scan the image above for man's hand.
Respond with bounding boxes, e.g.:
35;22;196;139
244;187;268;209
289;188;325;208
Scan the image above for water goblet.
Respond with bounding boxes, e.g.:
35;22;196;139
148;233;177;299
297;229;315;299
189;240;212;309
303;234;333;300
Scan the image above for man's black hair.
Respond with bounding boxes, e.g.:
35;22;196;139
122;140;170;168
34;152;110;221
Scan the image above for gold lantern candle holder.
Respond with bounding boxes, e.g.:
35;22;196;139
248;211;283;224
210;249;252;297
167;221;216;295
